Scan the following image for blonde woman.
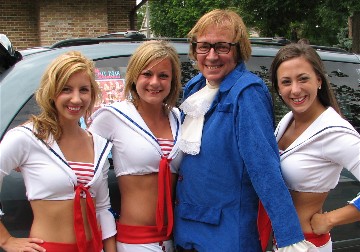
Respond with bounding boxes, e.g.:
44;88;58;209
0;51;116;252
89;40;183;252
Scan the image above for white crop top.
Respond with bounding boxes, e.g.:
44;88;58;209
0;124;112;201
275;108;360;193
0;123;116;240
89;101;183;177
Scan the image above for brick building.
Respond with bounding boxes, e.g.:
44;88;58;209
0;0;145;50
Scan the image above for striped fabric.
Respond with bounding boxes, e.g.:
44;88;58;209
157;138;174;157
68;161;95;185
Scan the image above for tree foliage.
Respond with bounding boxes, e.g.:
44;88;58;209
238;0;359;46
149;0;242;38
144;0;360;50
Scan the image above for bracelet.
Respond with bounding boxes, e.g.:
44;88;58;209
0;209;4;220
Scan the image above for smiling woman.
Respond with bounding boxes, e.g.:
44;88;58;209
0;51;117;252
270;42;360;252
0;29;359;252
54;70;92;124
89;40;183;252
276;56;324;117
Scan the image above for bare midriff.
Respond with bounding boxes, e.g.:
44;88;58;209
290;190;329;233
30;198;95;243
118;173;177;226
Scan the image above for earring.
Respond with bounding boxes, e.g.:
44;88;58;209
318;85;321;90
279;93;282;96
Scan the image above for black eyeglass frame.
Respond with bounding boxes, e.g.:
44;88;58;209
192;42;238;54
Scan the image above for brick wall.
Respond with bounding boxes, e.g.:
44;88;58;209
0;0;136;50
0;0;39;50
108;0;134;33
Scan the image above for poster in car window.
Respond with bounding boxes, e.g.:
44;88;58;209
94;67;126;112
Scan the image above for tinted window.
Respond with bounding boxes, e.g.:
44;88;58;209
7;55;198;133
325;61;360;132
247;56;360;133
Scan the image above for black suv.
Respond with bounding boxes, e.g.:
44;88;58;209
1;34;360;251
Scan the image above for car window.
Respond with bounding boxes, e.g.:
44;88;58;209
246;56;290;124
6;54;198;133
324;61;360;132
6;95;40;131
247;56;360;133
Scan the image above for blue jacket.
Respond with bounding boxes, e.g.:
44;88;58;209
174;62;304;251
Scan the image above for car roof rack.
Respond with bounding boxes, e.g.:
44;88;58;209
311;45;348;53
50;36;188;49
50;37;135;48
98;30;146;39
51;35;290;49
249;37;348;53
249;37;291;45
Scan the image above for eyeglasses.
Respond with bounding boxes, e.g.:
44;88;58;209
192;42;237;54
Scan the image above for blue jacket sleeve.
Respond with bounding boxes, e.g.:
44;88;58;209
237;83;304;247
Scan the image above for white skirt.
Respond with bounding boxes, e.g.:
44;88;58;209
116;239;174;252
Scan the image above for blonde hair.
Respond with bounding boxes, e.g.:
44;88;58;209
124;40;182;113
188;9;252;62
30;51;100;141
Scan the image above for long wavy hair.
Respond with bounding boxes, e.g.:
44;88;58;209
124;40;182;113
30;51;100;141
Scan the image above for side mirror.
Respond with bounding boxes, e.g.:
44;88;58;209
0;34;22;73
0;34;15;57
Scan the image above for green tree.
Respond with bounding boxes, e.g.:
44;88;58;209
137;4;146;31
352;11;360;53
238;0;359;46
149;0;242;38
238;0;318;39
146;0;359;50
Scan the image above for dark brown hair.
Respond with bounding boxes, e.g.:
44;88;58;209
270;43;341;114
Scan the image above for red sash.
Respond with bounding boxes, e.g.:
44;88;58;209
156;157;173;237
74;185;103;252
116;222;171;244
40;239;97;252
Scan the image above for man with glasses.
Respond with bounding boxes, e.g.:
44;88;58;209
192;42;238;54
174;9;317;252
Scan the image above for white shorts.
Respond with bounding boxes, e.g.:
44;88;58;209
273;239;332;252
116;239;174;252
315;239;332;252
